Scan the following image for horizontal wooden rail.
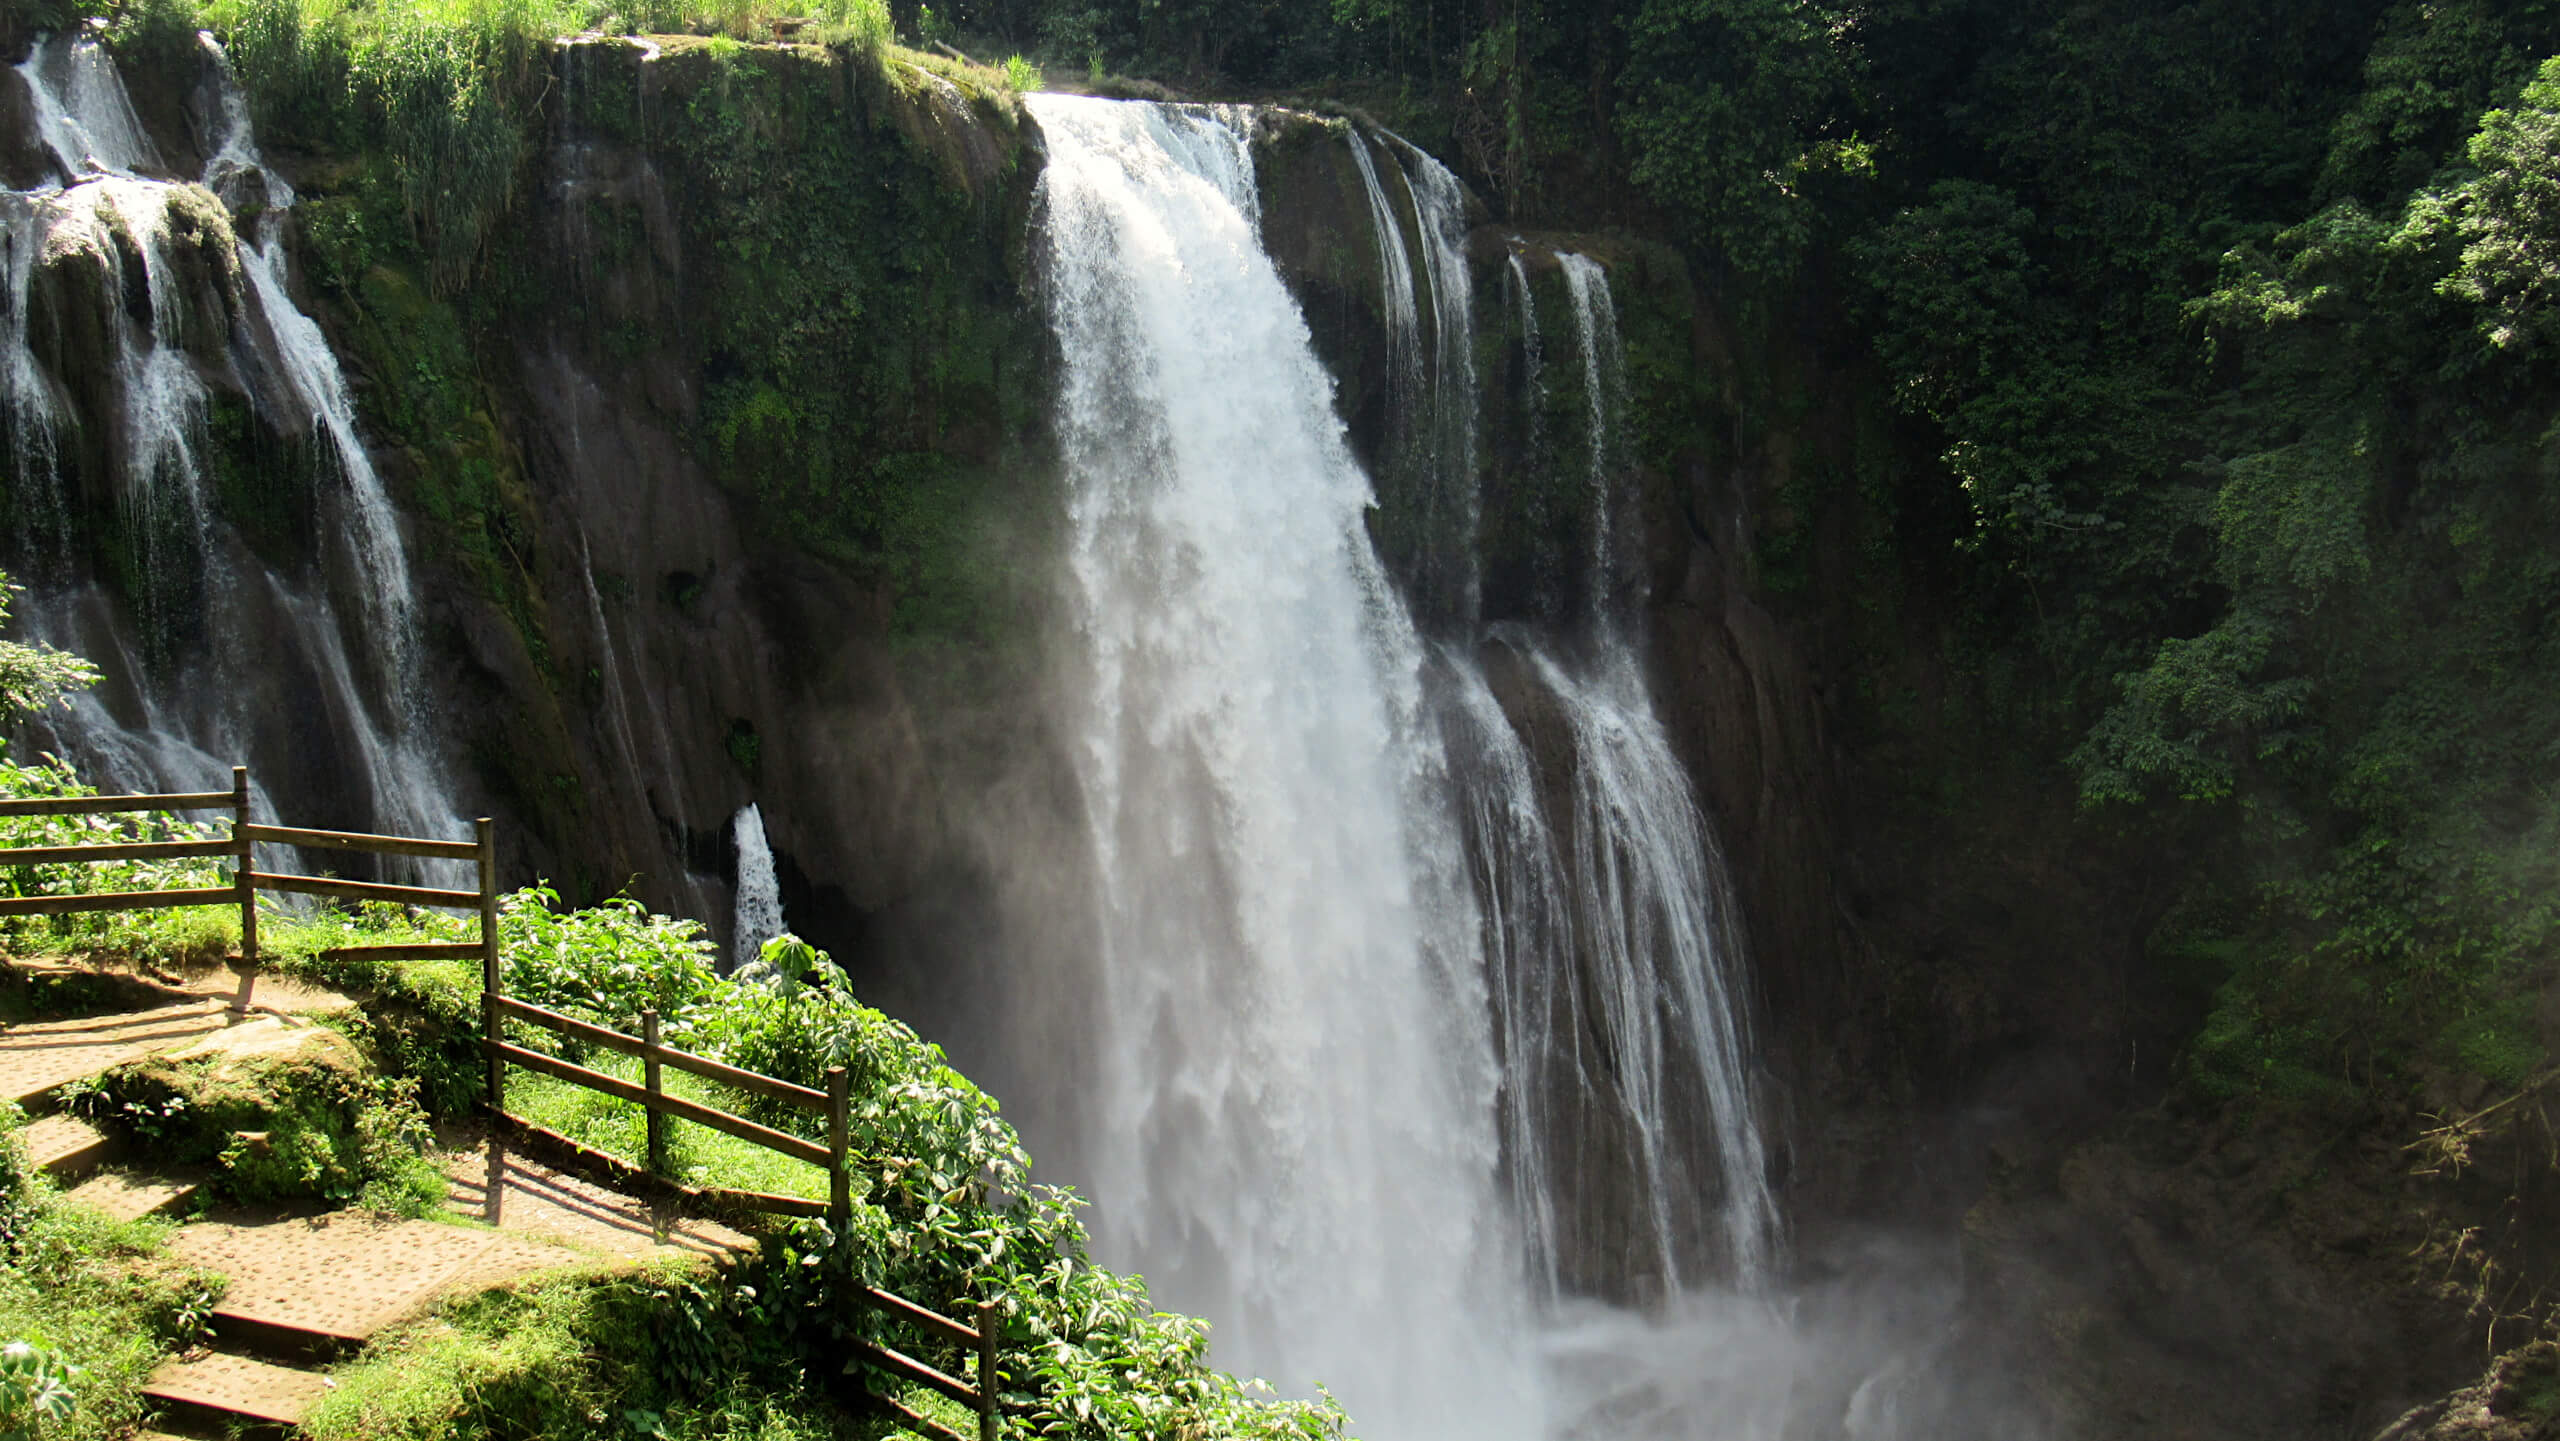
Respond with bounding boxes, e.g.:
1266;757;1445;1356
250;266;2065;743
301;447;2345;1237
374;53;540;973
874;1392;969;1441
488;1111;838;1221
661;1043;832;1112
496;995;645;1056
239;822;482;861
250;871;482;910
0;886;238;916
0;839;235;866
497;996;833;1111
320;942;486;962
851;1290;1007;1440
0;790;239;817
861;1286;980;1350
696;1184;832;1218
853;1340;982;1411
487;1041;835;1166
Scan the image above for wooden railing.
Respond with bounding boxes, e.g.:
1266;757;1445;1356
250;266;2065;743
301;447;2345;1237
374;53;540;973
0;767;254;1002
0;766;495;1013
852;1285;1007;1441
0;766;1017;1436
484;995;855;1225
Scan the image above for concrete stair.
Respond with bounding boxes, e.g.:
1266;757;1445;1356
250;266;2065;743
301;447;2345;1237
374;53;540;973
20;1111;115;1179
142;1352;333;1436
63;1167;199;1222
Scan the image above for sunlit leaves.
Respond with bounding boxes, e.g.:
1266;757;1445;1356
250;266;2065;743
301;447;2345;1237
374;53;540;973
2439;55;2560;352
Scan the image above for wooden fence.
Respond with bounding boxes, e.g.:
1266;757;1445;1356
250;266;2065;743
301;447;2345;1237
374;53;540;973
0;766;1014;1437
484;995;855;1224
851;1285;1008;1441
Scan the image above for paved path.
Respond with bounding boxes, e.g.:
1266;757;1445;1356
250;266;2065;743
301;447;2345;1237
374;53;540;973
441;1137;752;1260
0;999;234;1106
4;967;753;1435
173;1212;585;1346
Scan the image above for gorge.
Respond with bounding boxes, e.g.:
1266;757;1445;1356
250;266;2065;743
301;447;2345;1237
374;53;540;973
3;5;2558;1440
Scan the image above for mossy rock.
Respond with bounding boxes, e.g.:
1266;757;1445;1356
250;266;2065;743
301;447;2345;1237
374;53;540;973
81;1018;440;1211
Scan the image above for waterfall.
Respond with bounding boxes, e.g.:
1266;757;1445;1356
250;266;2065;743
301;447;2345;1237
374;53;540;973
1022;89;1813;1437
1346;133;1423;480
1557;254;1629;627
1396;135;1482;615
1027;94;1524;1438
17;30;157;180
1437;647;1574;1303
1;33;462;862
732;803;786;969
1347;127;1481;628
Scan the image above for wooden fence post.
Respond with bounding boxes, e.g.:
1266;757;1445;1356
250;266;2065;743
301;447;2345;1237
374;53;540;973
230;766;256;1013
642;1008;667;1176
479;817;503;1113
827;1064;849;1229
976;1297;1001;1441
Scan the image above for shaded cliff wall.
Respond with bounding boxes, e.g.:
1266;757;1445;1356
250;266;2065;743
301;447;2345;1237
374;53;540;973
0;34;1067;1026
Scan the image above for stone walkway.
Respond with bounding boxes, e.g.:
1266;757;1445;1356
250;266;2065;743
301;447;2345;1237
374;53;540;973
0;999;236;1107
2;968;753;1436
440;1135;751;1260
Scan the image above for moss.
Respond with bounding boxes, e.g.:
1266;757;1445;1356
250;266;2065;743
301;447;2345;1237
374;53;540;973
724;718;762;780
624;38;1051;653
75;1020;445;1212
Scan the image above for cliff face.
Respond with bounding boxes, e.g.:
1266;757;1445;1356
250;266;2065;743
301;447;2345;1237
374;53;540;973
1;35;1064;1016
0;15;2176;1276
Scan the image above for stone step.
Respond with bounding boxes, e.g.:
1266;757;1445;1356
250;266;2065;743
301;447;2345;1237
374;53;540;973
143;1352;333;1433
62;1168;199;1223
0;999;234;1110
171;1211;580;1345
20;1110;115;1179
207;1307;365;1366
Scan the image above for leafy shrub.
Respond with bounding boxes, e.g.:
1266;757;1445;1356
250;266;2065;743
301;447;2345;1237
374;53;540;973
0;1340;79;1441
0;573;97;721
0;754;234;968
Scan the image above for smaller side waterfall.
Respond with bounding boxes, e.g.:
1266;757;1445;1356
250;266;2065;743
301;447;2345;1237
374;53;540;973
1352;130;1482;628
1346;133;1423;469
1557;253;1629;629
732;804;786;969
2;32;463;866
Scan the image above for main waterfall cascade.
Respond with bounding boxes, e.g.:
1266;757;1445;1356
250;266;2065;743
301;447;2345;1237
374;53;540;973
1023;92;1852;1439
1030;95;1526;1438
0;32;463;866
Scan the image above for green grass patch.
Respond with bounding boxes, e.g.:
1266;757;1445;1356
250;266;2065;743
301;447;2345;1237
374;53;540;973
502;1053;830;1203
302;1262;874;1441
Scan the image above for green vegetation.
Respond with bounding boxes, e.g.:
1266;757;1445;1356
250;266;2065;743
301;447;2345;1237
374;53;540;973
0;730;1343;1438
298;1264;867;1441
68;1021;451;1214
0;578;95;722
0;1107;223;1441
